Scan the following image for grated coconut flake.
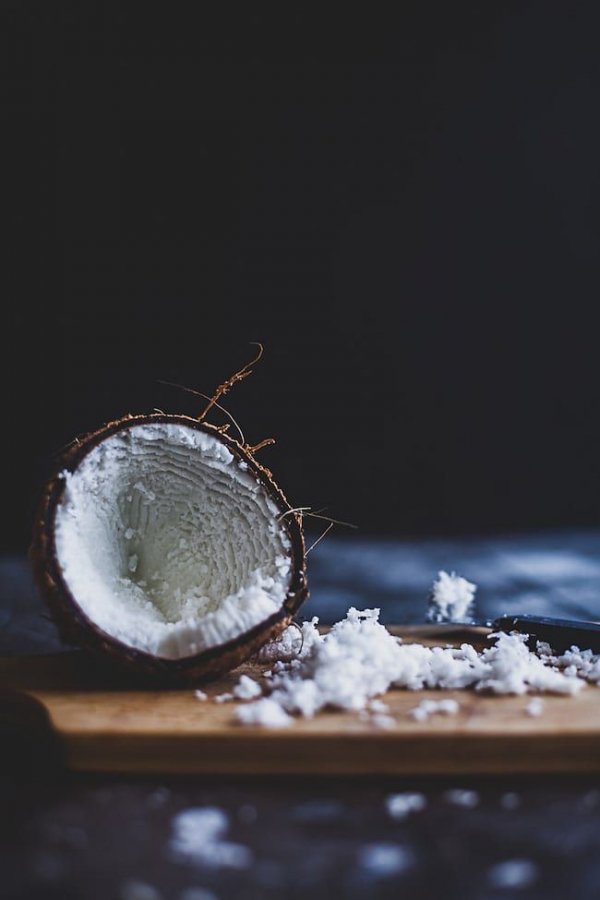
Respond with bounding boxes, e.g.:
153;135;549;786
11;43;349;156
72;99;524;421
410;698;460;721
487;859;538;890
235;697;293;728
232;674;262;700
169;807;252;869
385;793;427;820
525;697;545;716
232;603;597;728
427;571;477;623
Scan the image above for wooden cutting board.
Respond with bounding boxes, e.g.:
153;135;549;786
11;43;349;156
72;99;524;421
2;626;599;775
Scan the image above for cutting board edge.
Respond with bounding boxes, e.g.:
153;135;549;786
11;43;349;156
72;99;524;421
62;731;600;775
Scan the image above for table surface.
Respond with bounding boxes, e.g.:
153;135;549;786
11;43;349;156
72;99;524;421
2;529;600;899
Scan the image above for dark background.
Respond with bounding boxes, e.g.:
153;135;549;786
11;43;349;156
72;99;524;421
3;3;600;553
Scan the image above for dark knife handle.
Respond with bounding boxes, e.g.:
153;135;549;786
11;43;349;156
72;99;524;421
491;614;600;654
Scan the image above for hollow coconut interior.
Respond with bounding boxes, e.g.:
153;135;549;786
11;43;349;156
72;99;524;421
53;422;293;660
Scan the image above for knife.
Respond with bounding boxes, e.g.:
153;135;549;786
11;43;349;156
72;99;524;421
406;614;600;654
490;614;600;655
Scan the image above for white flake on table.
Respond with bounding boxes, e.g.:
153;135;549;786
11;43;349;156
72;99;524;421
235;697;293;728
487;859;538;890
385;793;427;820
525;697;544;717
358;843;413;876
170;808;252;869
235;606;592;729
232;674;262;700
371;713;395;729
410;698;460;721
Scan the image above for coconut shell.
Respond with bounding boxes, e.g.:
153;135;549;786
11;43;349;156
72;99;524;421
30;413;308;684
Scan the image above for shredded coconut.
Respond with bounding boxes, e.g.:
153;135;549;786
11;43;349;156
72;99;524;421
410;698;460;721
371;714;395;729
368;699;390;713
525;697;544;717
358;843;413;876
233;675;262;700
235;697;293;728
237;804;258;824
487;859;538;890
427;571;477;623
385;793;427;820
555;646;600;683
170;808;252;869
235;607;591;728
214;692;234;704
255;617;321;662
194;690;207;702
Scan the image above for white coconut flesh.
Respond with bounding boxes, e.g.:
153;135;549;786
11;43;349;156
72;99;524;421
53;422;293;660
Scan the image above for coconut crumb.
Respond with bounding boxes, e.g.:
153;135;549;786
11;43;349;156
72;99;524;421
170;808;252;869
487;859;538;890
478;632;583;696
368;699;390;714
214;692;234;704
525;697;544;716
371;714;395;730
410;698;460;721
235;697;293;728
358;843;413;876
194;690;208;702
235;605;593;729
385;793;427;820
256;617;321;663
555;646;600;683
427;571;477;623
233;675;262;700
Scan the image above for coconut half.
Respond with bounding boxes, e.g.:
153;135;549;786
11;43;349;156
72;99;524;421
31;414;307;682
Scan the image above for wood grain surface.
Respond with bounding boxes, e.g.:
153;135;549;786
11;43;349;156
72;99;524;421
2;626;599;775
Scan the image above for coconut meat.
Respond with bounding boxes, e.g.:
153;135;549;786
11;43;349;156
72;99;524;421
53;422;292;660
